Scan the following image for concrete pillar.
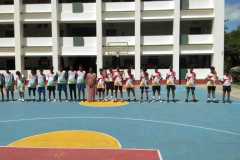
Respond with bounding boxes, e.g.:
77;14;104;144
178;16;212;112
135;0;141;80
14;0;24;72
173;0;180;80
213;0;224;78
51;0;60;71
96;0;103;74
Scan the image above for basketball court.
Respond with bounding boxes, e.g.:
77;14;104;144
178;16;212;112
0;86;240;160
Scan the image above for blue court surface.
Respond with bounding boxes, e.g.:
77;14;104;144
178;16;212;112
0;86;240;160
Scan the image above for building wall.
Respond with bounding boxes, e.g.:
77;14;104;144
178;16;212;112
0;0;224;80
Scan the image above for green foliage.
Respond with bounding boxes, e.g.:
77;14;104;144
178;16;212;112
225;26;240;75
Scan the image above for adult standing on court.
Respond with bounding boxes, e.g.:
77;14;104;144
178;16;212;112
47;67;57;102
57;66;68;102
185;68;197;102
140;68;150;103
5;70;15;101
77;65;86;101
150;68;163;102
68;66;77;101
113;68;124;101
221;70;232;103
28;69;37;101
105;68;114;101
206;66;218;103
86;67;97;102
0;72;5;101
166;66;176;103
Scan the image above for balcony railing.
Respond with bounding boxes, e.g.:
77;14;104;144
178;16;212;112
0;5;14;13
143;36;174;45
24;37;52;47
0;38;15;47
181;34;213;45
143;1;174;11
23;4;51;13
103;2;135;12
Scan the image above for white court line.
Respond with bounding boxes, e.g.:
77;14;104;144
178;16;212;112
0;115;240;136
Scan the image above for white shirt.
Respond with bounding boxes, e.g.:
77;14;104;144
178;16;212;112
151;72;162;86
38;74;46;87
207;73;218;86
185;72;196;87
68;71;76;84
77;70;86;84
166;71;176;85
222;75;232;86
47;72;56;86
58;71;67;84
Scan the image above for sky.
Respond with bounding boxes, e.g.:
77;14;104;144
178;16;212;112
225;0;240;32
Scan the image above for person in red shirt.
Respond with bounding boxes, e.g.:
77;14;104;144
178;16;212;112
185;68;197;102
166;66;176;102
140;68;149;103
125;68;136;102
150;68;163;102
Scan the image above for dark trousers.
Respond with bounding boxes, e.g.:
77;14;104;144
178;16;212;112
0;86;4;101
69;84;77;101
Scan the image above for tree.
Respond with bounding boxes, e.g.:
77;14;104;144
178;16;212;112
225;26;240;70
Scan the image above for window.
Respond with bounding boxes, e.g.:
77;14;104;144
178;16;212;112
103;56;135;69
141;55;172;69
24;57;52;70
180;55;211;68
0;57;15;70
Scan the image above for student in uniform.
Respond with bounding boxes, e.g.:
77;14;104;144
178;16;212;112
166;66;177;103
77;65;86;101
140;68;149;103
0;73;5;101
206;66;218;103
97;69;105;101
105;68;114;101
221;71;233;103
150;68;163;102
47;67;57;102
28;69;37;101
125;68;136;102
113;68;123;101
68;66;77;101
37;69;46;102
185;68;197;102
57;66;68;102
5;70;15;101
16;71;25;102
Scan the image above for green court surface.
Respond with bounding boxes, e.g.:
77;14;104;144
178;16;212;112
0;86;240;160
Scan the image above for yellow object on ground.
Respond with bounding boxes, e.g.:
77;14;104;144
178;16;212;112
80;101;129;108
8;130;122;149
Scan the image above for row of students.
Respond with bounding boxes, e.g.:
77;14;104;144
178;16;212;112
0;66;233;103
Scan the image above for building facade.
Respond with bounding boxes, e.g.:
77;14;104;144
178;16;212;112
0;0;224;80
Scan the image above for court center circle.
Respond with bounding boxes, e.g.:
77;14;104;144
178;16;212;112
80;101;129;108
8;130;122;149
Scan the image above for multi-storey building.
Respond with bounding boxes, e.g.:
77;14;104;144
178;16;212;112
0;0;224;80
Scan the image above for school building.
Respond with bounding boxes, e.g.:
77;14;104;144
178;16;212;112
0;0;224;80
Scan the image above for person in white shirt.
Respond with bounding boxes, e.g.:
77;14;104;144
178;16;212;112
125;68;136;102
150;68;163;102
4;70;15;101
16;71;25;102
47;67;57;102
97;69;105;101
140;68;149;103
185;68;197;102
68;66;77;101
221;71;233;103
37;69;46;102
206;66;218;103
105;68;114;101
0;73;5;101
28;69;37;101
57;66;68;102
77;65;86;101
113;68;123;101
166;66;176;102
